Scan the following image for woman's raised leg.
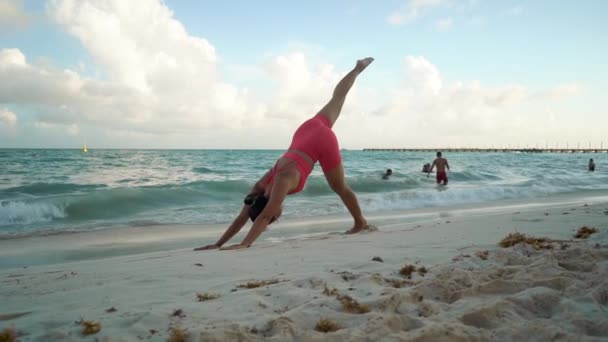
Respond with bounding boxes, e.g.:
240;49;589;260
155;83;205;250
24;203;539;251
318;57;374;127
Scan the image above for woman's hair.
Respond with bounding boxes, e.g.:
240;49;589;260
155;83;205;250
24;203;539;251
248;195;279;223
248;195;267;222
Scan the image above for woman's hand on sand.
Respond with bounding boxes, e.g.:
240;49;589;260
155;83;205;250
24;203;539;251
220;243;248;251
193;243;220;251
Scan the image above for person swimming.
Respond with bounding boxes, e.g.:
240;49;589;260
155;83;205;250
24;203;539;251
195;57;375;251
382;169;392;180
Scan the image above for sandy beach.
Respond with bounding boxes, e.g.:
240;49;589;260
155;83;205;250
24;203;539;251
1;194;607;341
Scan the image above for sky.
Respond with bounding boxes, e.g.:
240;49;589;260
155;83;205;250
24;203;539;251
0;0;606;149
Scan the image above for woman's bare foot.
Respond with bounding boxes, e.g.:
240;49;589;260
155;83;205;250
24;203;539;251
355;57;374;72
345;218;370;234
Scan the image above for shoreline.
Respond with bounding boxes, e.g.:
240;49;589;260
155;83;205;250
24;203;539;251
1;195;607;340
1;191;607;270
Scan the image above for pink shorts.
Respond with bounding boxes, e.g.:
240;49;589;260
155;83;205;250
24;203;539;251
265;114;342;194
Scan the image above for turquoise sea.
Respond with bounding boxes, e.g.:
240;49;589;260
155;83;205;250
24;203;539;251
1;149;606;239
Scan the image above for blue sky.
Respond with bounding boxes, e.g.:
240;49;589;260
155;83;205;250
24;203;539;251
0;0;607;149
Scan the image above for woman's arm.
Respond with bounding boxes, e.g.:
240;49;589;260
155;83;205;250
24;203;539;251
214;205;250;246
220;171;296;250
193;206;249;250
193;170;271;251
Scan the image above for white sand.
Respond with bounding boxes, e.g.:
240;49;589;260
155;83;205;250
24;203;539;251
1;196;607;341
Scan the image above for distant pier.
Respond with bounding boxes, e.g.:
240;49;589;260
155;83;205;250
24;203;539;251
362;148;608;154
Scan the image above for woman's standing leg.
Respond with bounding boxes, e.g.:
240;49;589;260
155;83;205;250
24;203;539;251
324;164;368;233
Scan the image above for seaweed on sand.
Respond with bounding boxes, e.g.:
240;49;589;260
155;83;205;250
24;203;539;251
499;233;554;250
167;326;188;342
475;250;489;260
322;285;369;313
238;279;280;289
315;318;341;333
81;321;101;335
575;226;598;239
399;265;417;279
0;328;18;342
196;292;221;302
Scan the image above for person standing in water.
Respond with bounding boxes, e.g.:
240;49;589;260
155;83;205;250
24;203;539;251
589;158;596;172
195;57;375;251
429;151;450;185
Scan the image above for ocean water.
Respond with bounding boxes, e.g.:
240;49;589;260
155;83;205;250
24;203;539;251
1;149;606;238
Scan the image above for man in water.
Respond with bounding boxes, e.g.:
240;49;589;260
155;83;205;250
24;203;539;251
382;169;392;180
589;158;596;172
429;151;450;185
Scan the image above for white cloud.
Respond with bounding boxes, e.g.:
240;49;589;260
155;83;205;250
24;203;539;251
387;12;406;26
0;0;258;135
406;56;443;94
434;17;453;31
49;0;218;93
542;83;582;100
387;0;448;26
0;0;30;30
34;121;79;135
0;108;17;127
0;49;89;106
263;52;341;121
0;48;26;66
353;56;532;147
